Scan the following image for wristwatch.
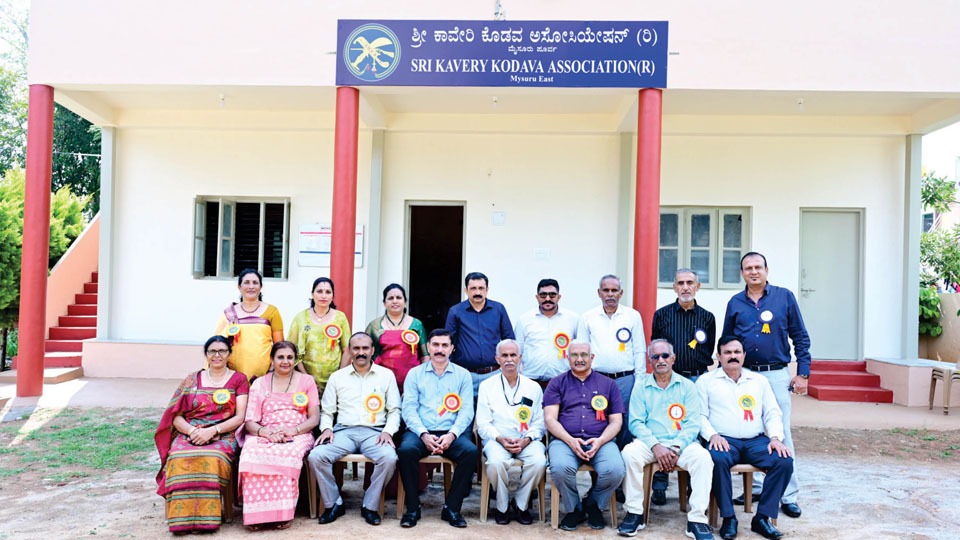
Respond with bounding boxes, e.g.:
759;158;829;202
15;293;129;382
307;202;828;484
799;374;809;379
215;425;222;434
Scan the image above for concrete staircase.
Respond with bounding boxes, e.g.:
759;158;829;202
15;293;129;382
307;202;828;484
808;360;893;403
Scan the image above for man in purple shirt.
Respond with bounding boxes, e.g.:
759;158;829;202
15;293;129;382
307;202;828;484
544;341;625;532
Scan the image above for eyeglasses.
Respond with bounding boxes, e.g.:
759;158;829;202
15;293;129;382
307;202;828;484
649;353;672;360
538;292;558;299
568;352;591;359
206;349;229;357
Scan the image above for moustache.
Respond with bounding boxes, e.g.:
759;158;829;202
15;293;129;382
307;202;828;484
726;358;740;363
472;295;483;298
354;354;368;360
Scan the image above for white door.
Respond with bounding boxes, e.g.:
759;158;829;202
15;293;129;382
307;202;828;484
799;210;861;360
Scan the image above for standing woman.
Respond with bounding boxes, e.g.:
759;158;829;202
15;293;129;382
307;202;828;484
155;336;249;535
364;283;428;390
239;341;320;530
214;268;284;380
287;277;351;396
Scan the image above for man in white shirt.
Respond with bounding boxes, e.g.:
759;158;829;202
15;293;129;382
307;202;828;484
476;339;547;525
577;274;645;448
697;335;793;540
514;278;579;388
307;332;401;526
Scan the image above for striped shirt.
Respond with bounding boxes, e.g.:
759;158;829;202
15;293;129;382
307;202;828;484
651;300;716;377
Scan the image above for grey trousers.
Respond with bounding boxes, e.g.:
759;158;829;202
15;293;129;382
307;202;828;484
548;439;625;513
482;439;547;512
306;425;398;512
752;368;800;504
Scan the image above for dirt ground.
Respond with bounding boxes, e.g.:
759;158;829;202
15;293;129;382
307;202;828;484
0;409;958;540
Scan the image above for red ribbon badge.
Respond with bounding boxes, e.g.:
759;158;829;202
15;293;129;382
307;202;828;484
739;395;756;421
516;406;532;432
324;323;342;349
438;393;462;416
667;403;686;431
591;395;608;422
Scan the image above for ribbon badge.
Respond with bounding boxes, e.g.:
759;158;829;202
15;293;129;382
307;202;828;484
739;395;756;421
212;388;231;405
760;310;773;334
364;394;385;423
401;329;420;356
516;406;532;432
689;329;707;350
616;328;632;352
324;323;342;349
591;395;608;421
438;393;462;416
667;403;686;430
554;332;571;359
292;392;309;409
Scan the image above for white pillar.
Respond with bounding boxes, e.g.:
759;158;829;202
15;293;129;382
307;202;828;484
365;129;385;323
97;127;116;340
901;134;921;358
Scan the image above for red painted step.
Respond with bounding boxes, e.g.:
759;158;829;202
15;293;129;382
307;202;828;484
91;271;98;282
45;340;84;352
809;360;866;372
808;384;893;403
59;315;97;327
49;327;97;340
43;352;83;368
83;282;98;294
808;370;881;387
75;293;97;304
67;304;97;316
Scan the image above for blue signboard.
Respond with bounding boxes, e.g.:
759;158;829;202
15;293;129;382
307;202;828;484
336;20;668;88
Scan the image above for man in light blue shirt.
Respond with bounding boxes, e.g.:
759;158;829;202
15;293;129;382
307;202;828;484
398;328;478;529
618;339;715;539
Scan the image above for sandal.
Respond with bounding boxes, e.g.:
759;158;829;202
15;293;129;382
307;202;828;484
245;524;263;532
275;521;292;530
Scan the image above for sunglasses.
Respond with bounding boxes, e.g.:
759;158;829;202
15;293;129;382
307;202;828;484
649;353;672;360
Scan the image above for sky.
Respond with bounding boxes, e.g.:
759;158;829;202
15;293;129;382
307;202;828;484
923;121;960;183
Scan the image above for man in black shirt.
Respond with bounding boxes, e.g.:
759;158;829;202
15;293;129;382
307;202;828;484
649;268;716;506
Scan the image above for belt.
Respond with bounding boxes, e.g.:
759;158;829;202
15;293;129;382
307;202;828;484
677;370;706;378
750;363;787;372
598;370;635;379
469;365;499;375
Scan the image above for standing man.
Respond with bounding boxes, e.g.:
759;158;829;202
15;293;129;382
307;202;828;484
514;278;580;388
445;271;515;397
307;332;400;526
577;274;645;448
476;339;547;525
722;252;809;519
649;268;716;505
697;335;794;540
618;339;714;539
397;329;478;529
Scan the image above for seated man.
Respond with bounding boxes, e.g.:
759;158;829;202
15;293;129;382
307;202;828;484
544;341;625;532
697;335;793;540
619;339;714;539
397;328;478;528
306;332;400;526
476;338;547;525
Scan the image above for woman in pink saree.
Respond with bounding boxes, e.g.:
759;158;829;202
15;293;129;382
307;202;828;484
239;341;320;530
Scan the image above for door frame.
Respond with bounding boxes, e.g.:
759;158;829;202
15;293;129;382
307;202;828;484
403;200;467;297
798;207;865;361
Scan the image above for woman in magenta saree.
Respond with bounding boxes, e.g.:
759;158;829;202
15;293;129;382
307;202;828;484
154;336;249;534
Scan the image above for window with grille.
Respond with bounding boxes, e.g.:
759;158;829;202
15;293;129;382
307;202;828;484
658;207;750;289
193;197;289;279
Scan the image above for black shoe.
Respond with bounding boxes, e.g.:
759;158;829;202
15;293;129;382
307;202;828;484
719;516;738;540
584;499;605;530
399;506;421;528
651;488;667;506
360;507;381;526
559;507;586;531
616;487;626;504
617;512;645;536
732;492;761;506
686;521;715;540
751;515;784;540
317;503;345;524
513;503;533;525
493;508;510;525
440;505;467;528
780;502;802;518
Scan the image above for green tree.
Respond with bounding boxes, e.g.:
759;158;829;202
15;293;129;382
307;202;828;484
52;105;101;213
921;171;958;215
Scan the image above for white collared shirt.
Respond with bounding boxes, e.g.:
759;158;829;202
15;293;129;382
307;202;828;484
514;307;580;381
476;372;545;442
696;367;784;441
576;304;646;374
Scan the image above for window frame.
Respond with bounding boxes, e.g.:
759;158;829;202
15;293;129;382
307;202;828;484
192;196;290;280
658;206;751;290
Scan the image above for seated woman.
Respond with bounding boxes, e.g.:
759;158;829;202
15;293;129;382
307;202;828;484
154;336;249;535
239;341;320;530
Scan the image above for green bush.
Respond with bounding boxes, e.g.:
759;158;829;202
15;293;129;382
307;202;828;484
919;286;943;337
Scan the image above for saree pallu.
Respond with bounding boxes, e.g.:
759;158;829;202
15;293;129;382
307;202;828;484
239;373;317;525
155;371;249;533
214;303;283;380
288;308;350;396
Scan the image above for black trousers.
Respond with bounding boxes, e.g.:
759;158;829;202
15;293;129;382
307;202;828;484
396;430;478;513
708;435;793;519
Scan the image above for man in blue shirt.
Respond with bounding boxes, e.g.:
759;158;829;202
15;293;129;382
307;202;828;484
722;252;809;519
445;271;516;396
398;328;478;528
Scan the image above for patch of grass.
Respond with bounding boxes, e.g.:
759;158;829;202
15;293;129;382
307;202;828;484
0;467;27;477
0;447;17;455
24;413;157;470
942;450;953;458
921;434;939;441
49;471;90;482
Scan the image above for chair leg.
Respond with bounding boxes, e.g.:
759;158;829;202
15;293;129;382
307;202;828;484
307;462;319;519
538;475;547;523
479;461;490;523
396;471;405;520
930;371;938;410
334;462;345;491
678;470;689;513
708;494;718;528
742;473;754;514
222;479;234;524
944;374;954;415
442;463;452;495
550;476;559;529
352;461;359;479
642;463;653;522
609;492;618;528
379;470;387;518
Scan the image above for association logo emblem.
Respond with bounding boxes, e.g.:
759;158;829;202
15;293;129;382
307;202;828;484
344;24;400;81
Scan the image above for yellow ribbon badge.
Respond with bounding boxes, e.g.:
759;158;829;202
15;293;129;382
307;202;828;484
688;329;707;349
615;328;632;352
760;310;773;334
401;330;420;356
212;388;231;405
739;395;756;421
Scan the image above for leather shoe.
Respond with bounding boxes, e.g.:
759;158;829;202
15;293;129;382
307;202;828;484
493;508;510;525
513;503;533;525
651;488;667;506
317;503;345;524
559;507;585;531
732;492;760;506
584;499;605;530
780;502;802;518
440;505;467;528
399;506;421;528
751;515;784;540
719;516;738;540
617;512;645;536
360;507;381;526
